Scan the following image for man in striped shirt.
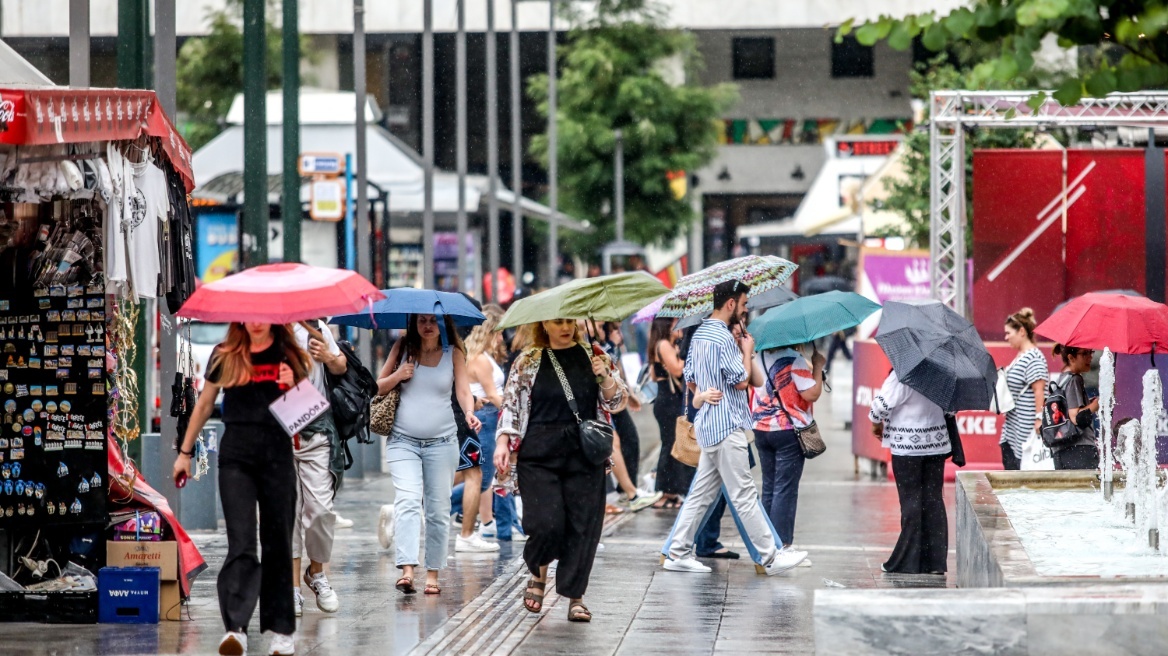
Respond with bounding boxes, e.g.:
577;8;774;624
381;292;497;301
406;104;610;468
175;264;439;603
663;280;807;575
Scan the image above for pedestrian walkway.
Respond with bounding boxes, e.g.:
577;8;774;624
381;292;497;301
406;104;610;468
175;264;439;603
0;386;955;654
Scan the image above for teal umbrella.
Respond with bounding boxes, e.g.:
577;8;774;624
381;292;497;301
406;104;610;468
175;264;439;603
749;291;881;352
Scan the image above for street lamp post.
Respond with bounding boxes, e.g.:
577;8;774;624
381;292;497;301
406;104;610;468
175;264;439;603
422;0;436;289
456;0;468;295
510;0;524;290
614;128;624;242
487;0;501;303
546;0;558;286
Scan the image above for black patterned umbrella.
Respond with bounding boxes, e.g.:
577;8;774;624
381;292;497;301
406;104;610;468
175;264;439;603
875;300;996;412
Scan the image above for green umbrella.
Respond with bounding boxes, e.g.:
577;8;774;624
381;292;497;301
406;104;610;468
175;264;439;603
749;290;881;352
496;271;669;330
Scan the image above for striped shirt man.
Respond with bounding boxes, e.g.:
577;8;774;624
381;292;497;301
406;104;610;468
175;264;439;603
684;319;751;448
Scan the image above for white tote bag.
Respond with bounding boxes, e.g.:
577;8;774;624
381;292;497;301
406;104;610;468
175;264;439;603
269;379;331;438
990;368;1015;414
1020;432;1054;471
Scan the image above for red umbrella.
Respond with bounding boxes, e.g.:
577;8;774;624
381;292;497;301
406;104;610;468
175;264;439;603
1035;292;1168;354
176;263;385;324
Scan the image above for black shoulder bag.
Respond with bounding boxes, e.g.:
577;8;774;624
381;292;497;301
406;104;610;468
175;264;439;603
546;348;614;465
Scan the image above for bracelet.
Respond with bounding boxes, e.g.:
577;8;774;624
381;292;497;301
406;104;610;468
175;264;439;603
179;447;193;457
600;378;617;391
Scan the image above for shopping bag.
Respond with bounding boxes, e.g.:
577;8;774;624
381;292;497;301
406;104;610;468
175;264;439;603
269;379;331;438
1020;432;1054;471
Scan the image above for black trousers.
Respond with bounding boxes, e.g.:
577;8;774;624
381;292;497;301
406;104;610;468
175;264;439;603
885;454;948;575
218;424;297;635
1000;442;1021;471
517;422;606;599
612;409;640;485
652;394;694;495
1054;444;1099;470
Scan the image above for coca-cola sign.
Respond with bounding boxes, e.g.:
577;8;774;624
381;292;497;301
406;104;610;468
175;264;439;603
0;98;14;132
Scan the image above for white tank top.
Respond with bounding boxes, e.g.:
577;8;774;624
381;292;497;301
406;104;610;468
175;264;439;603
469;355;505;402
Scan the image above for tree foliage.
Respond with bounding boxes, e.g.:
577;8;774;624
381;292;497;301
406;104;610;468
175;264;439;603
176;0;315;151
841;0;1168;107
526;0;737;258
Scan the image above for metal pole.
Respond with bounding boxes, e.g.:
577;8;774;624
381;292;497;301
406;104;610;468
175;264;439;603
614;128;624;241
241;0;269;268
354;0;373;384
282;0;301;263
154;0;179;512
456;0;468;294
487;0;500;302
689;186;703;271
546;0;558;286
510;0;524;289
69;0;90;86
1147;128;1166;303
423;0;436;289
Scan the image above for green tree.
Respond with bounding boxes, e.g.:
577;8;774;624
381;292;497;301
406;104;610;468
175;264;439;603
176;0;314;151
841;0;1168;107
526;0;737;257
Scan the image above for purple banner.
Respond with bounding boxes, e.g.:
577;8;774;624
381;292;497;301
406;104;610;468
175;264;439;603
857;248;931;338
1113;354;1168;464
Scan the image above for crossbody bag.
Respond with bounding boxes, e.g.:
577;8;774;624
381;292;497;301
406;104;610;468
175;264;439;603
546;348;614;465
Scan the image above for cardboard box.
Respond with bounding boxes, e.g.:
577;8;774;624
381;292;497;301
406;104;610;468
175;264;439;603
106;541;177;581
159;581;182;622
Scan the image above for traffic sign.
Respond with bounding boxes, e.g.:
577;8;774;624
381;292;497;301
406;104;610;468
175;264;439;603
299;152;345;176
309;179;345;221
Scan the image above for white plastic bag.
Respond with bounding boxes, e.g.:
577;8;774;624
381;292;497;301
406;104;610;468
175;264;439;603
1020;432;1054;470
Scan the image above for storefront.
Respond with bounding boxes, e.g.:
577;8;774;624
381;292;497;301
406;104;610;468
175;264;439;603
0;86;203;623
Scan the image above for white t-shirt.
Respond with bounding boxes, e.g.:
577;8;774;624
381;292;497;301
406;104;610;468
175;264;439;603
103;145;128;294
293;321;343;397
128;157;166;299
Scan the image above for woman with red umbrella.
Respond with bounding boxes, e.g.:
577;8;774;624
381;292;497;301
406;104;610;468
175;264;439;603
1049;344;1100;470
174;322;312;656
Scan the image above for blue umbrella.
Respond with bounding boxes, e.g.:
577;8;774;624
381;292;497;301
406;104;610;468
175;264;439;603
749;291;881;352
329;288;486;330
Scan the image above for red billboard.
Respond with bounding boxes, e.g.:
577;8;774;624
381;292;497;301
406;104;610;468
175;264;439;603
971;149;1166;338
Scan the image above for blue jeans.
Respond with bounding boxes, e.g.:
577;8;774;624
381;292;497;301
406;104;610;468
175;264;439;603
385;431;459;570
754;429;805;546
477;405;498;490
695;495;727;554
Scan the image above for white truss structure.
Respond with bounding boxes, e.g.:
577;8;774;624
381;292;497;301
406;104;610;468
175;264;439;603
929;90;1168;313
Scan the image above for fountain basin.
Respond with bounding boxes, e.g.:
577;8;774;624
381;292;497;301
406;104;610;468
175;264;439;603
956;471;1168;587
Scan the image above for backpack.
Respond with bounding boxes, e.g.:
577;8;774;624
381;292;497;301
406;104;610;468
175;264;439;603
325;340;379;469
1039;376;1082;450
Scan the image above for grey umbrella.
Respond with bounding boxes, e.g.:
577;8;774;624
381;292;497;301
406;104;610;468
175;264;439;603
875;300;996;413
674;286;799;331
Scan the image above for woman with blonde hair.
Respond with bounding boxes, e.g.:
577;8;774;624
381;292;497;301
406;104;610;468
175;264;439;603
494;318;627;622
1001;308;1048;470
377;313;481;594
174;322;311;656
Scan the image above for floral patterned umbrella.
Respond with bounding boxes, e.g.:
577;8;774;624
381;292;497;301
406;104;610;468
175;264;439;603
656;255;798;320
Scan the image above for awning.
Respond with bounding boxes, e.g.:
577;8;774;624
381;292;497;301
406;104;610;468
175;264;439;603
0;40;53;86
0;86;195;191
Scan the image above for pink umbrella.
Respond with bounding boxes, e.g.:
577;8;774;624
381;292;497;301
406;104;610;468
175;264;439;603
632;296;665;324
176;263;385;324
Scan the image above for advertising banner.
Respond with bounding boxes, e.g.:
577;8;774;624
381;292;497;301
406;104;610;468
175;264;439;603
1113;354;1168;465
195;212;239;283
856;248;931;339
852;339;1059;478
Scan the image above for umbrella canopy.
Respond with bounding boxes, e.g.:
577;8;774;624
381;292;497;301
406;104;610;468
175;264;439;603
1052;289;1139;314
329;288;486;330
176;263;384;324
657;255;798;320
631;296;666;325
1036;292;1168;355
800;275;852;296
496;272;668;330
673;286;801;331
875;300;996;413
750;291;881;352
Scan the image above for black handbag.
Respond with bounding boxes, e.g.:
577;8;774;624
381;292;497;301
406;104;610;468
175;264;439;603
546;348;614;465
945;414;966;467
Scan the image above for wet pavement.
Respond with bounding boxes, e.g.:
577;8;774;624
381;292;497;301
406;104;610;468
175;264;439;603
0;378;957;655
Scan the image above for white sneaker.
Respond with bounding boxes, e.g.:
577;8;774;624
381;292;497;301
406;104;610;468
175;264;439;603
507;529;528;542
218;631;247;656
267;632;295;656
478;520;497;539
663;557;712;573
293;589;303;617
623;489;663;512
377;505;395;549
455;533;500;553
304;571;339;613
764;549;808;575
799;558;813;568
333;514;354;529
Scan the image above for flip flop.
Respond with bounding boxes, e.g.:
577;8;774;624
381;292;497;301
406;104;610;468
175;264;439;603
604;503;625;515
523;578;546;613
424;583;441;595
395;576;416;594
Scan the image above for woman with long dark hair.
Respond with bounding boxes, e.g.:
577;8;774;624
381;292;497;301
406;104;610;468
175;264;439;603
377;313;481;595
174;322;312;656
1050;344;1099;470
648;317;691;509
493;319;627;622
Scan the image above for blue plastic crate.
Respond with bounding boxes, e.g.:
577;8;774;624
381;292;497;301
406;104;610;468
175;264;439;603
98;567;160;624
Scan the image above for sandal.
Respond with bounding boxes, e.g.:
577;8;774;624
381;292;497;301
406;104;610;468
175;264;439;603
654;496;681;510
395;576;416;594
523;578;546;613
604;503;625;515
567;600;592;623
424;582;441;595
